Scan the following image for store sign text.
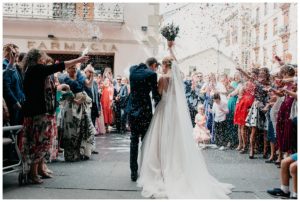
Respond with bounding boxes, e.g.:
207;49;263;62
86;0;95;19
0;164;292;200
27;41;118;52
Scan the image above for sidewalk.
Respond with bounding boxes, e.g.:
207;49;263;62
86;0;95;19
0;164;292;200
3;133;280;199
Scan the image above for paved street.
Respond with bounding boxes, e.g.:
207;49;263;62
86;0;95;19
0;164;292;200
3;133;280;199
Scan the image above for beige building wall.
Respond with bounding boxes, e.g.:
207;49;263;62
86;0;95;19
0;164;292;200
3;3;161;77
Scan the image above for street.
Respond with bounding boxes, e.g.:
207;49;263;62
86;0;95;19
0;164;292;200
3;132;280;199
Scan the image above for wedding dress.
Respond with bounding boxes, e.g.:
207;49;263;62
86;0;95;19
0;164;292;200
136;61;234;199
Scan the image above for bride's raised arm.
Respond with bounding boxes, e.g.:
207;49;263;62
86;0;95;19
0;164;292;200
167;41;177;62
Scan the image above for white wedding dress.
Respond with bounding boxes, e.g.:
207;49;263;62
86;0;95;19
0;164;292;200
136;62;234;199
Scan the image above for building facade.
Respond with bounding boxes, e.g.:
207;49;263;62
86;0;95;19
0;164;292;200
3;3;161;76
250;3;297;72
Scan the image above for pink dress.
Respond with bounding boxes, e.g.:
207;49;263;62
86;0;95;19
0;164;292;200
193;113;211;143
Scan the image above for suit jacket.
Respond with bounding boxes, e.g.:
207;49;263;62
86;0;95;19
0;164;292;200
84;80;101;112
127;63;160;121
119;84;129;108
3;64;25;107
184;80;204;110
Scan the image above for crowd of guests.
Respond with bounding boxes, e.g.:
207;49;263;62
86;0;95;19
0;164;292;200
2;43;297;198
185;58;297;199
3;44;131;184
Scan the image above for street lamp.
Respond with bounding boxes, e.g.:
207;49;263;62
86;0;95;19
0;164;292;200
212;34;223;74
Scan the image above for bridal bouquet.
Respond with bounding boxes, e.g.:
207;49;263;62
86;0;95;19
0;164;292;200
160;22;179;41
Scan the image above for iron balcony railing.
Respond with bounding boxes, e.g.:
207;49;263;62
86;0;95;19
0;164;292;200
3;3;124;23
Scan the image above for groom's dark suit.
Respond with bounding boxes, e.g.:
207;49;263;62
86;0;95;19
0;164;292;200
128;63;161;179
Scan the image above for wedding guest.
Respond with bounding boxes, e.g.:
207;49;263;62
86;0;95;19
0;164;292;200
19;49;89;184
185;73;204;127
216;73;229;104
84;64;100;126
237;67;271;159
3;52;26;125
113;75;122;133
3;44;19;70
267;153;298;199
101;77;114;131
233;68;258;153
226;72;242;149
212;93;229;150
193;104;211;148
201;73;217;142
95;74;106;135
274;65;297;165
60;63;96;162
120;77;130;133
84;64;100;154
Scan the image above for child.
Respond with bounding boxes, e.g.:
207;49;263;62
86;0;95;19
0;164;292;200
193;104;211;148
212;93;229;150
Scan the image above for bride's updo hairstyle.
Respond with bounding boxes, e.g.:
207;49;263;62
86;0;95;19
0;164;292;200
162;56;174;69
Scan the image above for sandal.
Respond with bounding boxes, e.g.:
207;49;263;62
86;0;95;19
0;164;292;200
29;175;43;184
239;148;247;154
265;159;275;163
235;146;242;151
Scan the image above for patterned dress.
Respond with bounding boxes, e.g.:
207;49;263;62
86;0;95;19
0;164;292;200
60;91;97;161
245;81;269;130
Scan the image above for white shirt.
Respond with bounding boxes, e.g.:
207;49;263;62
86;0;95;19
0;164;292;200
212;101;229;122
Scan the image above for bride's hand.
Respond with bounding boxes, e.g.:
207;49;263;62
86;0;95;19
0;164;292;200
167;41;174;48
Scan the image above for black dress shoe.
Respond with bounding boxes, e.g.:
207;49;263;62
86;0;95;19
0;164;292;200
249;155;254;159
267;188;290;198
265;159;275;163
80;155;90;161
92;151;99;154
131;171;138;182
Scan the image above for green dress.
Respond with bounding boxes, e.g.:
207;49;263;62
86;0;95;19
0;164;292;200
227;81;239;147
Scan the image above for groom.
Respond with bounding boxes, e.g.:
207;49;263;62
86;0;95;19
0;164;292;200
128;57;161;181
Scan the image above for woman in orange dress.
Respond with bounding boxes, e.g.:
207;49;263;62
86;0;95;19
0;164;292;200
101;78;114;130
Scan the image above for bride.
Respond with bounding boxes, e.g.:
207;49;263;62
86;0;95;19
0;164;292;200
136;42;234;199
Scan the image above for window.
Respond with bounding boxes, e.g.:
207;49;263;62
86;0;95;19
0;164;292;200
272;44;277;63
232;26;238;44
273;18;278;36
189;66;197;76
256;7;260;21
264;3;268;16
263;48;267;66
264;24;268;40
226;30;230;46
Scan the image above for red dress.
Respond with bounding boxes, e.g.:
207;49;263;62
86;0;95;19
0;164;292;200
234;81;255;126
101;85;113;125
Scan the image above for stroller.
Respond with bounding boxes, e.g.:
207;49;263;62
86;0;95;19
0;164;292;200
3;125;28;185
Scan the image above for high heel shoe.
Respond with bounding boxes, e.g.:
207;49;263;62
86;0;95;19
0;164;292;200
249;150;254;159
235;146;242;151
29;175;44;184
239;148;247;154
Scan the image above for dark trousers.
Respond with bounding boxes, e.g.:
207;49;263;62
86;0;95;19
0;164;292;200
214;120;228;147
189;107;197;127
120;108;127;133
91;102;99;127
114;104;121;132
128;115;151;173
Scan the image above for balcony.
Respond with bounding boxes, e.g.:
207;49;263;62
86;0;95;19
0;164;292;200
251;17;260;28
278;25;290;41
3;3;124;23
